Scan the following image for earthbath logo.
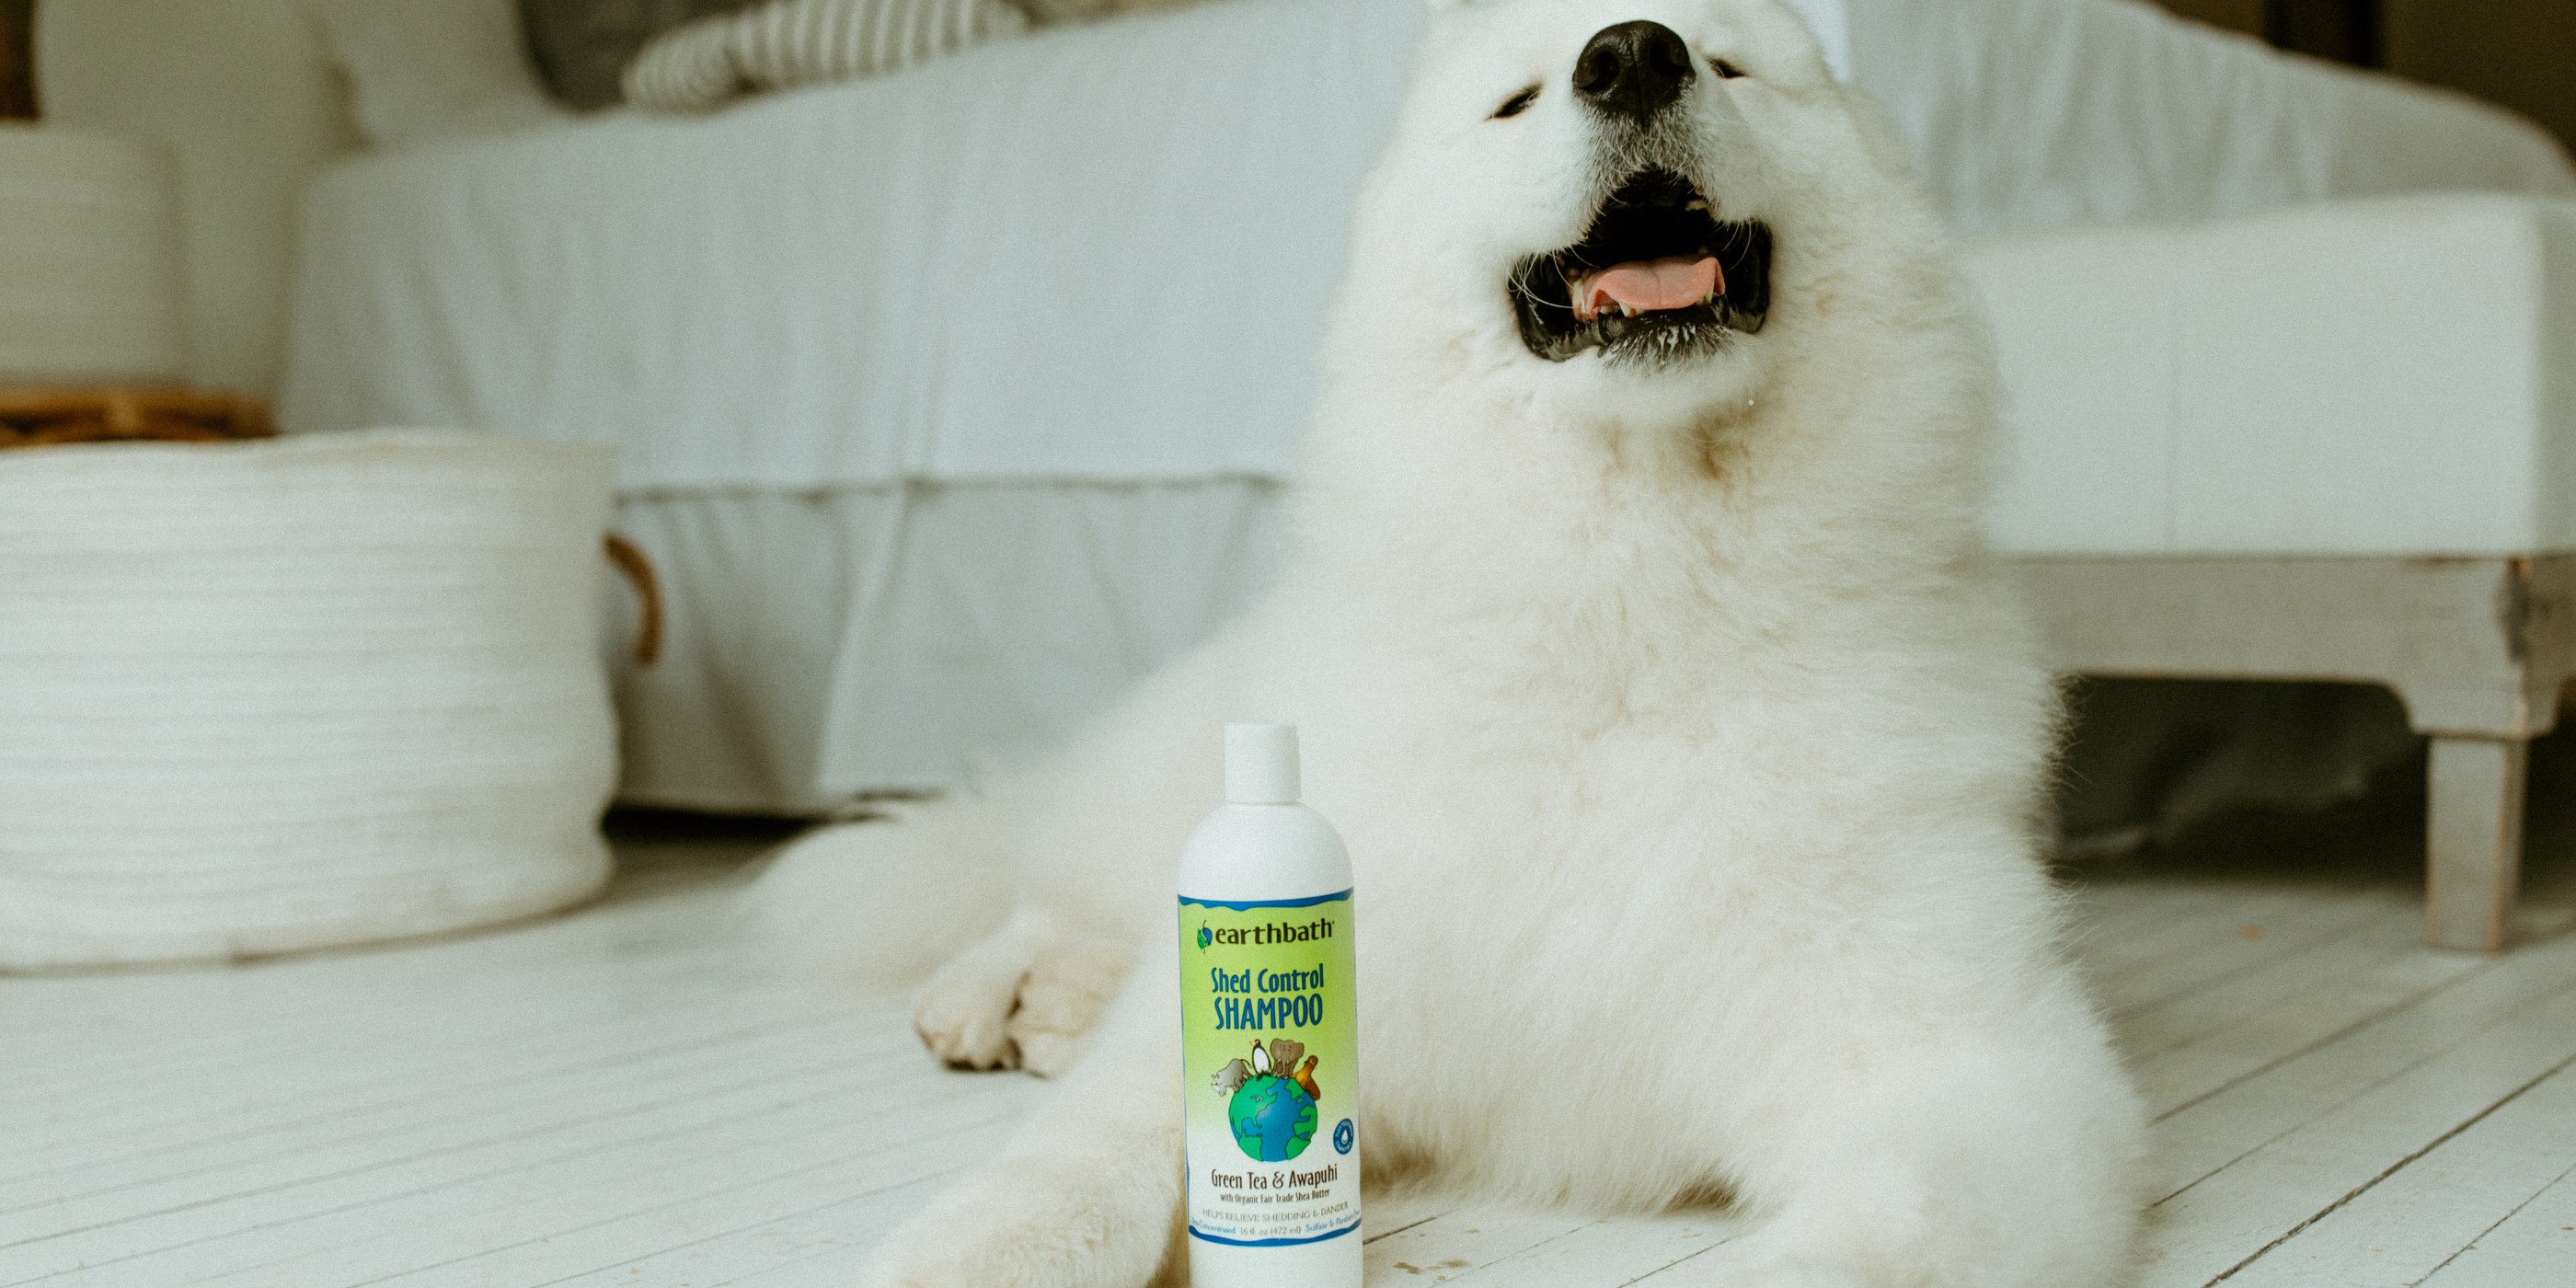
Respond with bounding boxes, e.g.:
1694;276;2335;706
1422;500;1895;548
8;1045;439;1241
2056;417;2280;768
1211;1038;1322;1161
1196;925;1212;950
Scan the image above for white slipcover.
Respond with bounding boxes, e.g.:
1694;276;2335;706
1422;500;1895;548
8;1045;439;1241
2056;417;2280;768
267;0;2576;810
1973;193;2576;557
277;0;2571;493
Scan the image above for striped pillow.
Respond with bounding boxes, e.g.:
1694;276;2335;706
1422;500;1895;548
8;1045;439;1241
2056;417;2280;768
622;0;1029;111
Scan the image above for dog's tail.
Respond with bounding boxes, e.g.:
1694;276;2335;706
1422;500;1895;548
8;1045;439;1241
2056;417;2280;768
735;797;1015;991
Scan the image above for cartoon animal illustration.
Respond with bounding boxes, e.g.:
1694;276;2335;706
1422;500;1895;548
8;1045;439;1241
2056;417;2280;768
1211;1058;1248;1097
1265;1038;1304;1077
1212;1043;1324;1161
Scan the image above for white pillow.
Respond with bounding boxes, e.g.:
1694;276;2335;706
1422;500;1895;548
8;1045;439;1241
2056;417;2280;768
304;0;573;147
623;0;1027;111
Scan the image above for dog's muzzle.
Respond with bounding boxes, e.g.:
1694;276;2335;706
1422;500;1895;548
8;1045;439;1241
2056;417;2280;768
1509;168;1772;366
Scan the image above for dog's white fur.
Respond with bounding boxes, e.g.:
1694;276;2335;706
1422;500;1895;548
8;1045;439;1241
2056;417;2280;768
753;0;2148;1282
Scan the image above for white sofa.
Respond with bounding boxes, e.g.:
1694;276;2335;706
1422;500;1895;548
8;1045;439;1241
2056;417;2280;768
1972;193;2576;949
40;0;2576;949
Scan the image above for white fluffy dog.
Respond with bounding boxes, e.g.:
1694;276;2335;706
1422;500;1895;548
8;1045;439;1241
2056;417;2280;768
753;0;2148;1282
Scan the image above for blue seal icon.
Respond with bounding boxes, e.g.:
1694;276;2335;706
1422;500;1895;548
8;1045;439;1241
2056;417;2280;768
1333;1118;1354;1155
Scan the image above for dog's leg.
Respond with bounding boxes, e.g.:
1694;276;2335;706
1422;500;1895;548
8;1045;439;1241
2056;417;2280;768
1695;1001;2146;1288
914;907;1133;1074
913;636;1256;1075
742;797;1019;992
1007;936;1136;1075
864;940;1185;1288
913;905;1062;1070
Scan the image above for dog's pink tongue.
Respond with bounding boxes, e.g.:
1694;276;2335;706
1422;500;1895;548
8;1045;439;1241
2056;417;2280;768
1573;256;1723;323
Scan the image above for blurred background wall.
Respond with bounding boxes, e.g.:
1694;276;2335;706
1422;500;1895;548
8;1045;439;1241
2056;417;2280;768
5;0;2568;401
2158;0;2575;148
29;0;357;397
2382;2;2576;150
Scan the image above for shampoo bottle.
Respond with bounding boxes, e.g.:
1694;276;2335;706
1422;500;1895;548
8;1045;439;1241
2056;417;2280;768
1178;722;1361;1288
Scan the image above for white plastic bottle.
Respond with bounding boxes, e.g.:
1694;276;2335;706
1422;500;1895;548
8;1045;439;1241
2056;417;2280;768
1177;722;1361;1288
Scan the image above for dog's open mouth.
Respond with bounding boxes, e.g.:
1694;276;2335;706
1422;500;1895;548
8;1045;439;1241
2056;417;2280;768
1511;168;1771;364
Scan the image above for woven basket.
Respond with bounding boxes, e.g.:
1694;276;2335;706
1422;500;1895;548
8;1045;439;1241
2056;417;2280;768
0;430;619;968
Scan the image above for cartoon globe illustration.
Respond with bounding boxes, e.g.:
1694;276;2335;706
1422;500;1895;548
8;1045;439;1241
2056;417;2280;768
1226;1075;1318;1161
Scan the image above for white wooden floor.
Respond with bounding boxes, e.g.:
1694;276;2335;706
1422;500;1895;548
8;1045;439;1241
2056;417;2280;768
6;822;2575;1287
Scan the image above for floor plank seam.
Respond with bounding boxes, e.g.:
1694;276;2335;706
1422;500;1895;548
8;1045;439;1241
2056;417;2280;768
2;1010;873;1213
0;1040;921;1259
4;943;744;1092
2405;1156;2576;1288
2196;1047;2576;1287
236;1071;1006;1281
519;1167;970;1288
1362;1213;1446;1244
328;1107;1029;1288
2112;901;2400;1041
1622;1239;1724;1285
2112;898;2393;1020
12;833;2573;1288
2153;974;2576;1209
2112;927;2432;1066
3;988;832;1156
2147;957;2509;1127
0;1052;976;1287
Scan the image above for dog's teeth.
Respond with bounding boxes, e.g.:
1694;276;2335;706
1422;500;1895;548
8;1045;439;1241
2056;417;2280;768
1685;199;1710;212
1619;303;1639;318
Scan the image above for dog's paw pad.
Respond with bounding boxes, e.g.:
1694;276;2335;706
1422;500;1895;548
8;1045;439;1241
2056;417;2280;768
1004;943;1128;1076
914;944;1026;1070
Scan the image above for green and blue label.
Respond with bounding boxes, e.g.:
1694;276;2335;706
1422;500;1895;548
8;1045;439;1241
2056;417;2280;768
1180;890;1359;1247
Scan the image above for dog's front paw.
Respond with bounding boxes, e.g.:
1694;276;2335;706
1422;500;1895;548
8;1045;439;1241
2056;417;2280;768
914;930;1030;1069
915;919;1134;1074
1008;941;1130;1076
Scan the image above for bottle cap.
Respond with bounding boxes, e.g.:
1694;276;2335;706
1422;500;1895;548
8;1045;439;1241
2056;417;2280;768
1224;721;1300;804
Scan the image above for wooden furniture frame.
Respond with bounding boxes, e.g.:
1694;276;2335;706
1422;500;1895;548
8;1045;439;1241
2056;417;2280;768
0;385;273;446
2016;554;2576;951
0;0;31;121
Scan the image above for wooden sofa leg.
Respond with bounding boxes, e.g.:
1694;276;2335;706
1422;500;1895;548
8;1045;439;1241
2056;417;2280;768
2425;734;2529;951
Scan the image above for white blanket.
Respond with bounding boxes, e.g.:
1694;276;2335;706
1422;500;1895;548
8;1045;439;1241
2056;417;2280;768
280;0;2572;492
287;0;1429;489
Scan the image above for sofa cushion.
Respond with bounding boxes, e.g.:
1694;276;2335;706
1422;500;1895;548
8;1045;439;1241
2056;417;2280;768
1972;193;2576;558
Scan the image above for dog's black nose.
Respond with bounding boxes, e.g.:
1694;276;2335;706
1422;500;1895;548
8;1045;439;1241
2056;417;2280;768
1572;20;1696;123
